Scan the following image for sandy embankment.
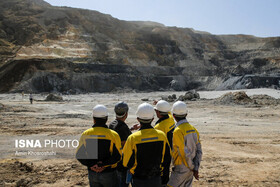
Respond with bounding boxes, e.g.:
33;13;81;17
0;88;279;186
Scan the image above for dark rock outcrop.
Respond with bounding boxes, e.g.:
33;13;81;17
217;75;280;90
178;90;200;101
161;90;200;102
45;93;63;101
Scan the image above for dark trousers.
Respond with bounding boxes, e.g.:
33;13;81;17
88;169;118;187
132;175;161;187
117;170;129;187
161;158;171;185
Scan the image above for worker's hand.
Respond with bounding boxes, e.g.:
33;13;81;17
90;164;105;173
130;124;141;131
193;170;199;180
153;100;158;105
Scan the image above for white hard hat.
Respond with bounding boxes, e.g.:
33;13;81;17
136;103;154;120
92;104;108;118
172;101;188;116
154;100;170;113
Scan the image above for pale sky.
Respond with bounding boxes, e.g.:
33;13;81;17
44;0;280;37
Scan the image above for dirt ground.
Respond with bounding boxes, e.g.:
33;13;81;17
0;89;279;187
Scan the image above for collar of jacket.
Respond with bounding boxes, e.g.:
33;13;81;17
92;123;108;128
155;115;169;125
116;119;127;126
175;119;188;128
140;124;153;130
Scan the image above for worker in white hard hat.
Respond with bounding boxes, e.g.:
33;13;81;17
123;103;171;187
154;100;175;186
76;104;122;187
167;101;202;187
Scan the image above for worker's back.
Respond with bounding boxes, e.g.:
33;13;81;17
123;125;171;179
76;123;122;171
154;113;175;149
172;119;201;169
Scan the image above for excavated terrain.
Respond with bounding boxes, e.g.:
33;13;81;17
0;90;279;186
0;0;280;93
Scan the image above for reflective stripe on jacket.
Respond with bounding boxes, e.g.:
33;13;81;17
76;123;122;172
122;125;171;179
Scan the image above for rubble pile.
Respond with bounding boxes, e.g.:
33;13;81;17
215;91;252;105
45;94;63;101
161;90;200;102
215;91;280;105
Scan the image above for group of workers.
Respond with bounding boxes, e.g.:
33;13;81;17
76;100;202;187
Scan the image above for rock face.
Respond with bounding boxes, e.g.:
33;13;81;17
216;74;280;90
0;0;280;93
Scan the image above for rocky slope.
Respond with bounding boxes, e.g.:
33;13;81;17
0;0;279;93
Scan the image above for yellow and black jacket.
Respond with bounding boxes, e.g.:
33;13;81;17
172;119;202;171
154;113;175;149
76;123;122;172
123;124;171;180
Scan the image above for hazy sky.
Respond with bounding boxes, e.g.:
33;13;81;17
44;0;280;37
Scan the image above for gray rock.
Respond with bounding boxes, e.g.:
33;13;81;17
167;95;175;102
45;93;63;101
181;90;200;101
177;95;185;101
161;96;169;101
184;92;194;100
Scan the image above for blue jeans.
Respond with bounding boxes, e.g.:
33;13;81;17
88;169;118;187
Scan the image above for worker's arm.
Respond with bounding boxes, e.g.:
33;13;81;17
161;139;171;184
122;136;135;169
162;139;171;169
193;129;202;171
100;133;122;167
76;134;96;167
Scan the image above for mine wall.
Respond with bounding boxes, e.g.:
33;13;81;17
0;59;279;93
